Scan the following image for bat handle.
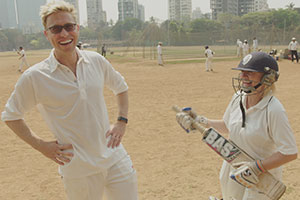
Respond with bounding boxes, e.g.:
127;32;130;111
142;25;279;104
172;105;206;134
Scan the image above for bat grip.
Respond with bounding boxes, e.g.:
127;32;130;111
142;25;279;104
172;105;206;134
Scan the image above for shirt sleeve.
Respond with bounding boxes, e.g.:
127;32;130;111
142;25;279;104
268;103;298;155
101;57;128;95
1;72;38;121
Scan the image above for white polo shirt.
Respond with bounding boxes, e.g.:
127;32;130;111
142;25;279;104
289;41;298;51
2;48;128;178
205;49;213;58
221;92;298;180
157;45;162;55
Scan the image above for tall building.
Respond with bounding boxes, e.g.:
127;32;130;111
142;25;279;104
192;7;203;19
238;0;269;15
64;0;80;23
86;0;106;27
118;0;144;22
0;0;46;33
168;0;192;21
210;0;269;19
138;4;145;22
210;0;238;20
0;0;17;29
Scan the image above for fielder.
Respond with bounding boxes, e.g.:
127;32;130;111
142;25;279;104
176;52;298;200
17;46;29;72
242;40;249;57
252;37;258;52
204;45;214;72
157;42;164;66
288;37;299;63
1;1;138;200
236;39;243;57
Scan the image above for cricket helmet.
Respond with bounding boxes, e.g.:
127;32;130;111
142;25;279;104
232;52;279;94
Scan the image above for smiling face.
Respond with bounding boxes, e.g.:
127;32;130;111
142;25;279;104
239;71;264;93
44;11;79;57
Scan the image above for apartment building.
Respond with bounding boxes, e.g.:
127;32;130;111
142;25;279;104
168;0;192;21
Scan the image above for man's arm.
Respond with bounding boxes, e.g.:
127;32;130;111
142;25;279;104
5;119;73;165
106;90;128;148
207;119;229;134
262;151;297;170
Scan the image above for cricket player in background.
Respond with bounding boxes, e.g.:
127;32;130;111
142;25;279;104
1;1;138;200
252;37;258;52
176;52;297;200
204;45;214;72
17;46;29;72
242;40;249;57
236;39;243;57
288;37;299;63
157;42;164;66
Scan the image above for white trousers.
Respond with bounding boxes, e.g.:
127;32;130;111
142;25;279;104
19;58;29;71
205;57;213;71
62;155;138;200
158;54;163;65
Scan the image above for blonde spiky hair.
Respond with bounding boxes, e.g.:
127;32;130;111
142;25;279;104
40;1;77;29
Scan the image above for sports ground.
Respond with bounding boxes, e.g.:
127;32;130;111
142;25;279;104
0;47;299;199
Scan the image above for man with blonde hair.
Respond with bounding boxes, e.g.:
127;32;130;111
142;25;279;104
1;1;138;200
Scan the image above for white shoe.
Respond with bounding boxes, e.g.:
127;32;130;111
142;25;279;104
209;196;221;200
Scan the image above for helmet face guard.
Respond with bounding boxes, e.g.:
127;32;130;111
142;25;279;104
232;53;279;95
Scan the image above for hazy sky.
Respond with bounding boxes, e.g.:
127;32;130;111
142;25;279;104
101;0;300;22
79;0;300;24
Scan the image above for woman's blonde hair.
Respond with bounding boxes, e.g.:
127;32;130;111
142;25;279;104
40;1;77;28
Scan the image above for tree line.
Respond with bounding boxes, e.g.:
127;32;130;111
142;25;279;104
1;7;300;51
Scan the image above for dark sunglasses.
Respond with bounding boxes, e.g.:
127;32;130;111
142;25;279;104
46;23;77;34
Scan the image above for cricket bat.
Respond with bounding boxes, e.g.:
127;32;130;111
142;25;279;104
173;105;286;200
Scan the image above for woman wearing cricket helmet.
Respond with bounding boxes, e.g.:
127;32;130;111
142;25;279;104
176;52;298;200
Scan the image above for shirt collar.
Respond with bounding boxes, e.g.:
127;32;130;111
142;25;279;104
48;47;90;73
242;91;273;111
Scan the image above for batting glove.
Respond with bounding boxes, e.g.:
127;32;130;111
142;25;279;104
230;160;266;188
176;111;194;133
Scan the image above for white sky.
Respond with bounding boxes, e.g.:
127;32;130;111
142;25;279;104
78;0;300;25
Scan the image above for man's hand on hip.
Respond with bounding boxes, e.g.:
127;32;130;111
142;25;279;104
39;141;73;165
106;122;126;148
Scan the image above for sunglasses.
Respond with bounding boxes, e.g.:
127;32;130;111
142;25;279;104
46;23;77;34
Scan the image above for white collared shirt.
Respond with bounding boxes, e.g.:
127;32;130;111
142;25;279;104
157;45;162;55
2;48;128;178
205;49;213;58
289;41;298;50
221;92;298;180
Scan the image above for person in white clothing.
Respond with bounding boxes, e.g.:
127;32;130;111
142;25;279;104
17;46;29;72
204;45;214;72
157;42;164;66
242;40;249;57
1;1;138;200
288;37;299;63
236;39;243;57
175;52;298;200
252;37;258;52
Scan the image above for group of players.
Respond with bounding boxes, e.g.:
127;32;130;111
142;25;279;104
3;1;299;200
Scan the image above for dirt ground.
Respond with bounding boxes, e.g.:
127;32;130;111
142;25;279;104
0;51;300;200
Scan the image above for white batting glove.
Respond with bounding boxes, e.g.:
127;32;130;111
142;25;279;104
176;112;194;133
195;115;208;126
230;160;266;188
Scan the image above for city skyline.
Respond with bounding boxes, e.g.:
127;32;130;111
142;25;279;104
52;0;300;25
101;0;300;23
